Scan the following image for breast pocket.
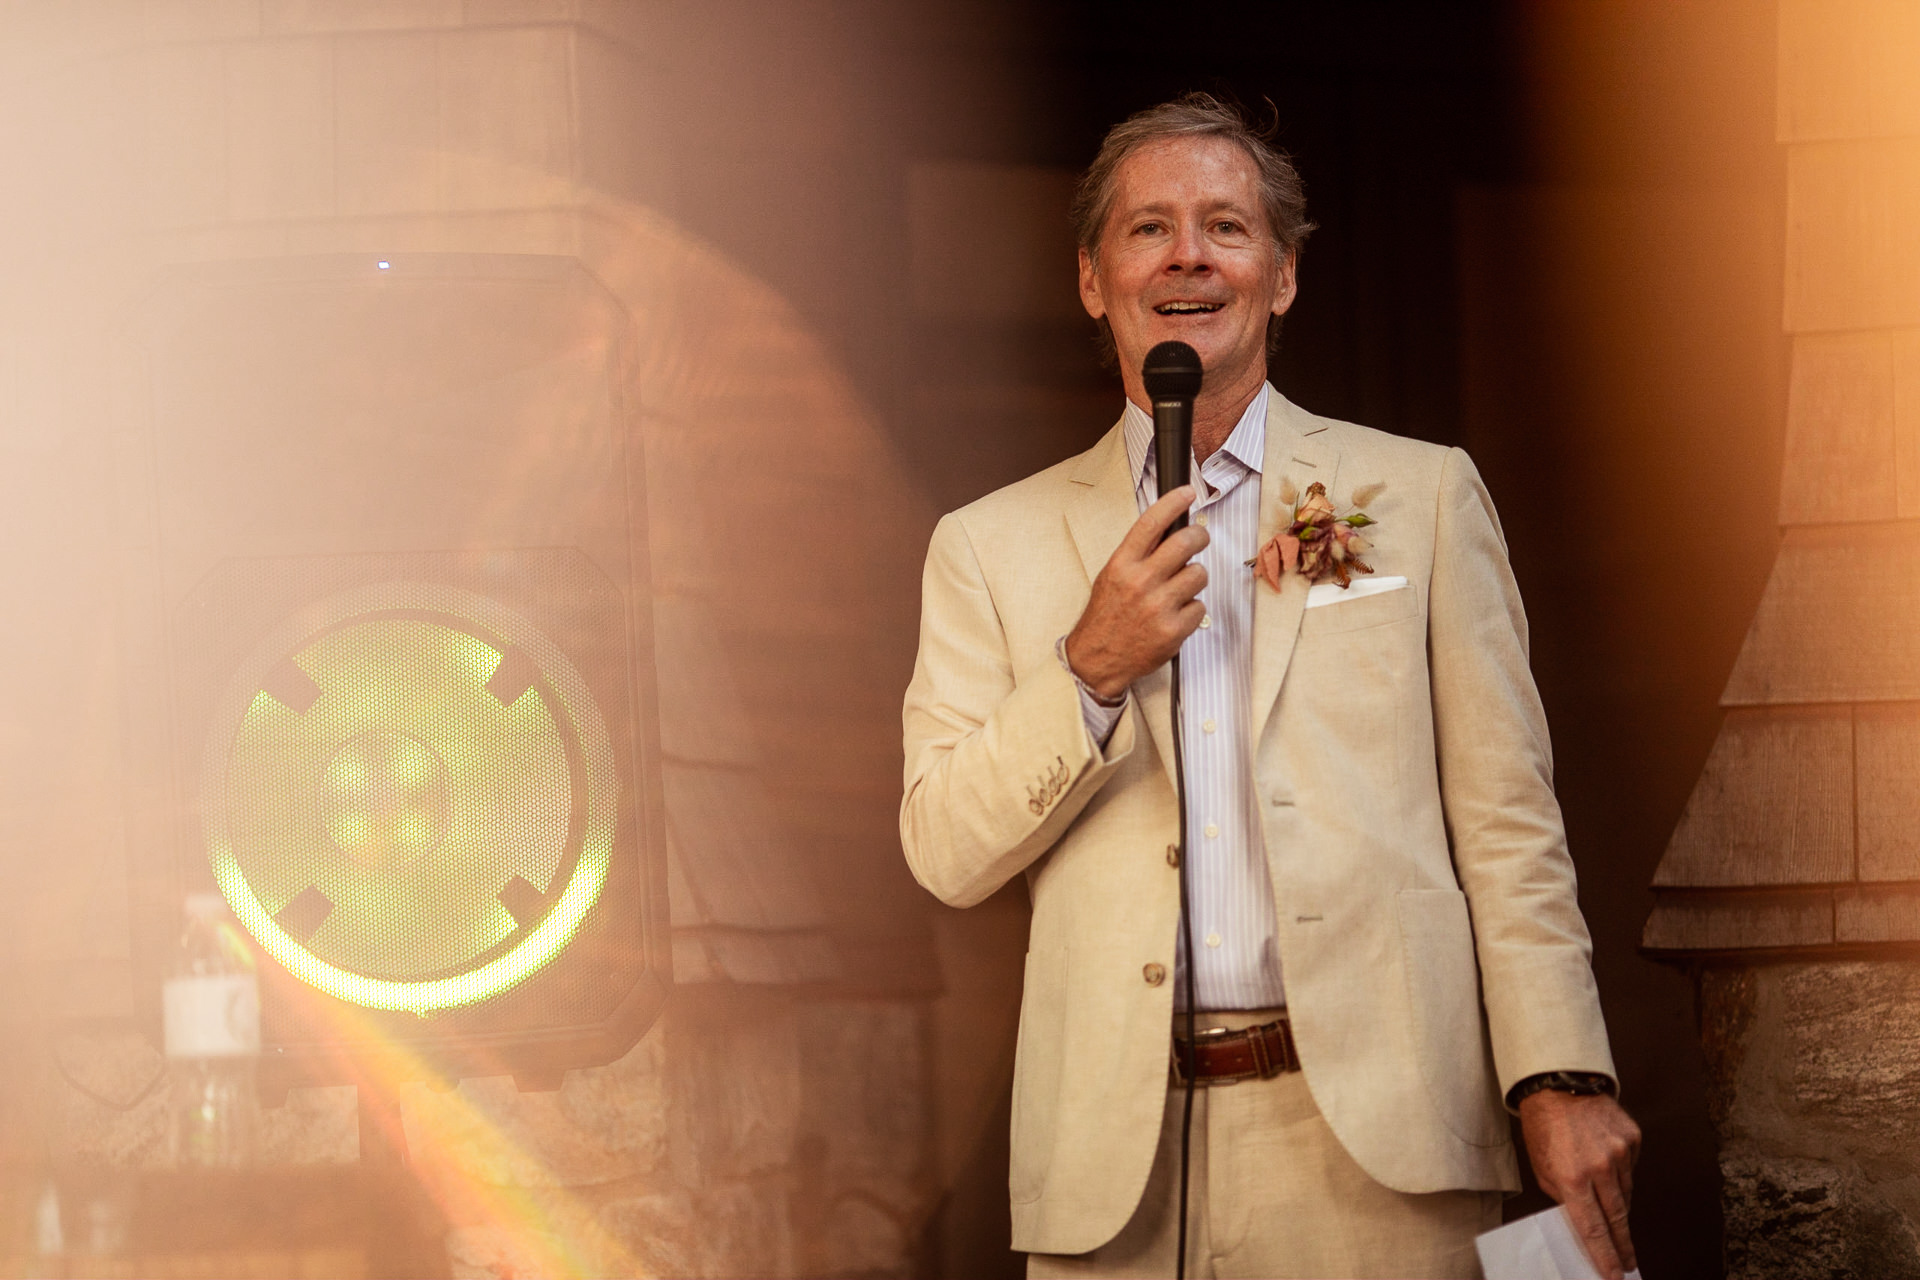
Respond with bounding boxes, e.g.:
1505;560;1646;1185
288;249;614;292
1299;581;1419;635
1291;584;1421;787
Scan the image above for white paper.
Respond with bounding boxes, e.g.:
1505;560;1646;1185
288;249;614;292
1304;574;1407;608
1476;1205;1642;1280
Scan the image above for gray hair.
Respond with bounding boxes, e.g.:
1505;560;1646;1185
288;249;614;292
1071;93;1316;366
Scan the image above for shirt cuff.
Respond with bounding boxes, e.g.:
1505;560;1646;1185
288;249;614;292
1055;635;1128;748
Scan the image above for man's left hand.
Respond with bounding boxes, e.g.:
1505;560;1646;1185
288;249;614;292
1517;1090;1642;1279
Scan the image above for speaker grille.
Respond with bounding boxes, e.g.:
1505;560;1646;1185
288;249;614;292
197;573;622;1017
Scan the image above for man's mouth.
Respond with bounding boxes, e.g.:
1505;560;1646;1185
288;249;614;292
1154;301;1225;315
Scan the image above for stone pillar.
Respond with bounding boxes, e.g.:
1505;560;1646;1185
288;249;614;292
1645;4;1920;1275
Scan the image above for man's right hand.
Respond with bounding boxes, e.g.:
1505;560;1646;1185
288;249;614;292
1064;486;1209;701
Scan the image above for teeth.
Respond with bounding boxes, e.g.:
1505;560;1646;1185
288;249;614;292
1157;302;1222;314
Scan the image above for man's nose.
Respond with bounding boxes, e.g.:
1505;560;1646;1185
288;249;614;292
1165;223;1212;272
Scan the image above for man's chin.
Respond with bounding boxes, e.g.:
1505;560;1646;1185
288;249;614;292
1118;332;1255;384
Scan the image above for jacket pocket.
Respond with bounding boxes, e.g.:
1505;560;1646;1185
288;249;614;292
1009;946;1068;1204
1297;580;1419;635
1395;888;1507;1147
1290;586;1418;789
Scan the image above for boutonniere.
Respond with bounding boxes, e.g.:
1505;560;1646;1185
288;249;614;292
1249;480;1384;591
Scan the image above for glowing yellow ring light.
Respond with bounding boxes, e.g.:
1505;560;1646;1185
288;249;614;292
210;832;609;1014
199;581;617;1014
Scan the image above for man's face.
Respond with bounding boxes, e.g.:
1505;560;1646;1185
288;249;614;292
1079;136;1297;397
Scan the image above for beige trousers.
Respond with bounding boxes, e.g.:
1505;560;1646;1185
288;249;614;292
1027;1010;1502;1280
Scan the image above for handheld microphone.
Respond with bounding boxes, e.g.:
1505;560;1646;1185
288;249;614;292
1141;339;1203;1280
1143;340;1202;525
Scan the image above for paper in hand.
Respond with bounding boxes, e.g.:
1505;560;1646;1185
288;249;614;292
1476;1206;1643;1280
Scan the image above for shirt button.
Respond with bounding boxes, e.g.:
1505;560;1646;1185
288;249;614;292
1195;512;1208;527
1202;719;1216;734
1199;614;1212;629
1143;963;1166;986
1204;822;1219;839
1205;932;1222;949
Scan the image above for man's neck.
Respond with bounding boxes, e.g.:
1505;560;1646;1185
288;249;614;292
1122;361;1269;464
1190;385;1267;466
1190;362;1267;462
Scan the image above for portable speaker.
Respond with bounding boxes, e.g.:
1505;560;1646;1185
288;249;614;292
112;252;669;1093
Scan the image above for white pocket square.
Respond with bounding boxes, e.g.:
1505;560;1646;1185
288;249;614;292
1304;575;1408;609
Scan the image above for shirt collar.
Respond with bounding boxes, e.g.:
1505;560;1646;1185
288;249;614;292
1121;384;1270;497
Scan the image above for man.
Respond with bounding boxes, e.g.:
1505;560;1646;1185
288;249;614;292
900;94;1639;1279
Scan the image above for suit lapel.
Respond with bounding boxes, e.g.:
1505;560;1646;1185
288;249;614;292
1252;390;1341;744
1064;418;1180;790
1065;421;1136;584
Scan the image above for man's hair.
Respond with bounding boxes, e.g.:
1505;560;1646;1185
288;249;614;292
1071;92;1316;367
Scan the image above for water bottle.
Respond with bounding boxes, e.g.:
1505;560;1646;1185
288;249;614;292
163;892;260;1167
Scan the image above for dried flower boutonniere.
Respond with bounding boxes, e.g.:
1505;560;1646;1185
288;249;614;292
1250;479;1384;590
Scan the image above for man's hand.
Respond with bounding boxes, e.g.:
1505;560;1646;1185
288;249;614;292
1064;486;1208;700
1518;1090;1642;1279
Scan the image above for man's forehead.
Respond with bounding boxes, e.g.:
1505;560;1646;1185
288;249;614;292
1109;137;1263;213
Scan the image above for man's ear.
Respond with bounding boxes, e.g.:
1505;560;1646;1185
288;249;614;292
1078;247;1106;320
1270;250;1299;320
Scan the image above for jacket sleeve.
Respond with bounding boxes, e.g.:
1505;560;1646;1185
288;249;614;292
1426;447;1618;1097
900;512;1137;908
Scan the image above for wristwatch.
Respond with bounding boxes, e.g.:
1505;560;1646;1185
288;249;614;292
1506;1070;1617;1109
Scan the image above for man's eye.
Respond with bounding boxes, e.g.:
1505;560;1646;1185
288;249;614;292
1135;221;1164;235
1214;220;1242;234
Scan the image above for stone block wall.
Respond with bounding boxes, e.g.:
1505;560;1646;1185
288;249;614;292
417;989;937;1278
1700;963;1920;1279
27;987;938;1276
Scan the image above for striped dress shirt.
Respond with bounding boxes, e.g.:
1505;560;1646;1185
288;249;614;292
1071;389;1287;1011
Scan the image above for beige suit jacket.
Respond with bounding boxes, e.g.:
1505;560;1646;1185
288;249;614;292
900;389;1615;1256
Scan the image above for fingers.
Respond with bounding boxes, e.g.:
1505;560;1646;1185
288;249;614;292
1519;1096;1641;1280
1564;1186;1627;1280
1599;1181;1637;1275
1160;560;1209;606
1073;485;1210;690
1139;578;1207;654
1604;1133;1638;1271
1144;524;1210;577
1122;485;1197;557
1600;1111;1640;1267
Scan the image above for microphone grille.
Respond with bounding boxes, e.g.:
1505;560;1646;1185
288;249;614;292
1141;341;1203;400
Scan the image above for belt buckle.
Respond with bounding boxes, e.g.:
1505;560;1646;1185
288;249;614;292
1172;1024;1239;1088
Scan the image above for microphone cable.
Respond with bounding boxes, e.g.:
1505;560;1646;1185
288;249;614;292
1141;338;1205;1280
1142;338;1204;1280
1171;650;1198;1280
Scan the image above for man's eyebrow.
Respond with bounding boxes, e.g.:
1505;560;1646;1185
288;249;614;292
1115;198;1261;221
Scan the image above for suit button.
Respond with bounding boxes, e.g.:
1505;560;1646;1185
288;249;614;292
1143;963;1166;986
1166;844;1181;868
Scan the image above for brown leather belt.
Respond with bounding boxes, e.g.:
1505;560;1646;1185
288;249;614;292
1171;1017;1301;1086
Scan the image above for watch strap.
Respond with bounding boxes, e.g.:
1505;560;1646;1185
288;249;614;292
1506;1070;1617;1109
